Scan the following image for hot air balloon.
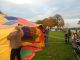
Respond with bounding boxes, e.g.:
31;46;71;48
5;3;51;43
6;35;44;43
0;16;45;60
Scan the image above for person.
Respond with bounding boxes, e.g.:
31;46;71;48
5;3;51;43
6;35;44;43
38;25;45;33
64;32;68;43
64;29;71;43
77;31;80;39
7;25;24;60
45;26;49;46
71;33;79;41
67;29;71;42
71;32;79;49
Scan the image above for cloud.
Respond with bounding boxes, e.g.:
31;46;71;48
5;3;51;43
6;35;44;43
0;0;80;21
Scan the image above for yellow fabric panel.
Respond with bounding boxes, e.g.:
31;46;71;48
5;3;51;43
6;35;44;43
0;27;14;60
0;16;9;24
36;28;45;47
22;42;32;46
33;27;45;47
35;28;41;42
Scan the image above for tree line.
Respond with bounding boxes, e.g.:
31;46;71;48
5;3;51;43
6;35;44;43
36;14;64;29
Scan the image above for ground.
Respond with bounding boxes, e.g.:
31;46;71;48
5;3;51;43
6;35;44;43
32;31;78;60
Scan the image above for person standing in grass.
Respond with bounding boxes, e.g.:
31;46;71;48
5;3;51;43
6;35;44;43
64;29;71;43
64;31;68;43
67;29;71;43
7;25;24;60
45;26;49;46
71;32;79;49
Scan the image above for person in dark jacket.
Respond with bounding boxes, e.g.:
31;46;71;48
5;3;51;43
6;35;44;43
64;32;68;43
67;29;71;43
45;26;49;46
64;29;71;43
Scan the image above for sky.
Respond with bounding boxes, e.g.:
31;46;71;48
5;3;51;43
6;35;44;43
0;0;80;22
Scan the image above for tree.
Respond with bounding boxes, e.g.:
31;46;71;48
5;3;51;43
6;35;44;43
53;14;64;29
36;14;64;29
36;18;55;28
49;16;57;26
58;19;64;27
42;18;54;27
36;20;43;24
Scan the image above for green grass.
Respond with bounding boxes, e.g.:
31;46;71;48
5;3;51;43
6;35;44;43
33;31;78;60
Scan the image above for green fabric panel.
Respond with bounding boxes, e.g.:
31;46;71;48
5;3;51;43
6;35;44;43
20;49;33;58
29;27;33;37
29;27;36;40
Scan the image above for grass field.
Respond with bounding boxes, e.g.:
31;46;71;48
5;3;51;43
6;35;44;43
33;31;78;60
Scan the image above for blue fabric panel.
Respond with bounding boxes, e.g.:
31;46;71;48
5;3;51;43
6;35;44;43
3;21;17;25
5;16;18;20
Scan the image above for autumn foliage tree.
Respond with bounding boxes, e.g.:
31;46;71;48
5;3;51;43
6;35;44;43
36;18;55;28
42;18;55;27
36;20;43;24
36;14;64;28
53;14;64;28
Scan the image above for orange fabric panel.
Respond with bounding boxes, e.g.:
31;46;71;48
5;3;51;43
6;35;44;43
17;18;36;27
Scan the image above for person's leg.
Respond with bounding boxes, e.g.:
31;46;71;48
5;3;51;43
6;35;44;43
46;35;48;43
65;37;67;43
65;39;68;44
45;35;48;47
45;37;47;46
16;47;22;60
10;49;16;60
67;37;70;43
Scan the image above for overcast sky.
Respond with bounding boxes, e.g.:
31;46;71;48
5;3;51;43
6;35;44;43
0;0;80;22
